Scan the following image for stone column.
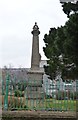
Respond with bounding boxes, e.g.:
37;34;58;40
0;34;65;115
31;22;40;70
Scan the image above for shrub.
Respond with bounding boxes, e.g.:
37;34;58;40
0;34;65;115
14;90;24;97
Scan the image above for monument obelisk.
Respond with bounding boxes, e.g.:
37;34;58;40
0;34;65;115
31;22;40;70
27;23;44;101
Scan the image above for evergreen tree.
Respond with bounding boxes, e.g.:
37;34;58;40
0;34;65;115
43;2;78;80
61;1;78;17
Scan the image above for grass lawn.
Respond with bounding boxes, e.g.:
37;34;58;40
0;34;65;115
23;98;76;111
39;99;76;111
26;99;76;111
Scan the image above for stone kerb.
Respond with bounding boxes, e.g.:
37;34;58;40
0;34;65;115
2;111;77;120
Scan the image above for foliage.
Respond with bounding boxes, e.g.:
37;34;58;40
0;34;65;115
14;90;24;97
43;2;78;80
61;1;78;17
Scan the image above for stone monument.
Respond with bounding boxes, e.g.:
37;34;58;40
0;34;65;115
27;22;44;82
26;23;44;107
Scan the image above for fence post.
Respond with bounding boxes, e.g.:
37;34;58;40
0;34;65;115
4;74;10;110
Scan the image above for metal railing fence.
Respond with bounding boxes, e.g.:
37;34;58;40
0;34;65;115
1;74;77;111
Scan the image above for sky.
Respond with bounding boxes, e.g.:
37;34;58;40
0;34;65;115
0;0;67;68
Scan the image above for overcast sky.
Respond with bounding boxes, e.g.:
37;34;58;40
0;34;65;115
0;0;67;68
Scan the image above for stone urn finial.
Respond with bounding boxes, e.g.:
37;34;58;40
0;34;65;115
32;22;40;35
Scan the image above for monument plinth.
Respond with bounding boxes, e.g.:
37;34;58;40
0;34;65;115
27;23;44;101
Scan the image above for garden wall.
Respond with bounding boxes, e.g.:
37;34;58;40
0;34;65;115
2;111;77;120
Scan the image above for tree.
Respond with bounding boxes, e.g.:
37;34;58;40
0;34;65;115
43;26;66;80
61;1;78;17
43;2;78;80
63;13;78;79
